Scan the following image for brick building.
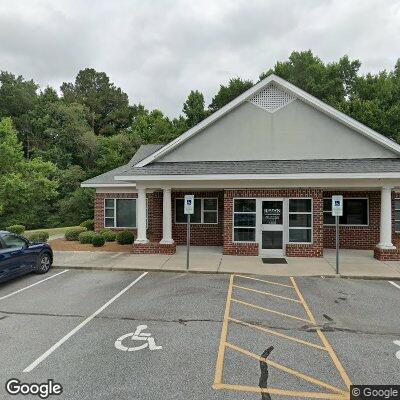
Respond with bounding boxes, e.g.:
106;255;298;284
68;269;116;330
82;75;400;260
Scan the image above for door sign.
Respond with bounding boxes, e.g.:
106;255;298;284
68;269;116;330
115;325;162;352
184;195;194;214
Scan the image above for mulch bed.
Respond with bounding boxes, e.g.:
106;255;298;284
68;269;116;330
49;238;133;252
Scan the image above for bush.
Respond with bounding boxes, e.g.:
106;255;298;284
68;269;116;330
92;234;105;247
116;230;134;245
79;219;94;231
7;224;25;234
78;231;96;244
65;226;87;241
26;231;49;243
100;229;117;242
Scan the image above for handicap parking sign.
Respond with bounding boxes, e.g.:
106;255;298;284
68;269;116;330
184;195;194;214
331;195;343;217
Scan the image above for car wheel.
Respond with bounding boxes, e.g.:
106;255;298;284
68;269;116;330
35;252;52;274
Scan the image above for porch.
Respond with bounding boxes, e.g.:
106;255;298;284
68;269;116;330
54;246;400;278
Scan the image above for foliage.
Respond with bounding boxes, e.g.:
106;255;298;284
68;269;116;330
26;231;49;243
80;219;94;231
65;226;87;241
2;57;400;229
78;230;96;244
116;230;134;245
100;229;117;242
92;234;105;247
6;224;25;234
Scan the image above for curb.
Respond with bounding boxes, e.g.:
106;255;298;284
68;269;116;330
52;265;400;280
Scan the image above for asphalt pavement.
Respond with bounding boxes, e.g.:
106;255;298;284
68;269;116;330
0;269;399;400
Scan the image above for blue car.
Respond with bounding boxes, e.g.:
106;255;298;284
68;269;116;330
0;231;53;283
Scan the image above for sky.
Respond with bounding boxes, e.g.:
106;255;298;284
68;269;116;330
0;0;399;117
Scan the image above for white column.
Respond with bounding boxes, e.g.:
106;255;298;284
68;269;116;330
160;188;174;244
135;188;148;244
377;186;395;249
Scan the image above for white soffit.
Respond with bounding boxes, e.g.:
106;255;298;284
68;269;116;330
249;83;295;112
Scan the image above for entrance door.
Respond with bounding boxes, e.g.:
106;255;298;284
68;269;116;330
260;199;284;257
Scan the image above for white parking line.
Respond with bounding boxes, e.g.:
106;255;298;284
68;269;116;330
23;271;148;373
389;281;400;291
0;270;69;301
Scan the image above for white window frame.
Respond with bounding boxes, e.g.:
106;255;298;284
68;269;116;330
395;198;400;232
323;197;369;227
233;198;257;243
104;198;148;229
288;198;313;244
174;198;218;224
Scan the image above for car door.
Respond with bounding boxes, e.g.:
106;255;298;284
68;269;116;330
0;234;30;278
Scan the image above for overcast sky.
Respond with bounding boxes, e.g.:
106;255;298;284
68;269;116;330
0;0;399;117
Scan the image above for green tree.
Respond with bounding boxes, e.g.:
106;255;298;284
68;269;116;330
61;68;132;135
183;90;207;128
57;188;95;226
209;77;253;113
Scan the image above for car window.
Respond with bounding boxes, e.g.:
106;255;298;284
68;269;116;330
2;234;27;249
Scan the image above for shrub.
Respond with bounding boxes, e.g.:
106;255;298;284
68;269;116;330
78;231;96;244
100;229;117;242
7;224;25;234
26;231;49;243
92;234;105;247
80;219;94;231
116;230;134;245
65;226;87;241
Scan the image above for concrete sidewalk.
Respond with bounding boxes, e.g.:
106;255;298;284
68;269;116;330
52;246;400;279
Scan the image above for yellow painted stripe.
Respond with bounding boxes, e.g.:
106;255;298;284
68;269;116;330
213;274;234;385
233;284;300;302
232;298;312;323
290;277;352;390
235;274;294;288
214;383;348;400
225;342;348;395
229;317;327;351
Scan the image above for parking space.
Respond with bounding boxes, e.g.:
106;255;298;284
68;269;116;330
0;269;399;399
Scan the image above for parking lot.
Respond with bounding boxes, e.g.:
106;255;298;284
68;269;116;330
0;269;399;399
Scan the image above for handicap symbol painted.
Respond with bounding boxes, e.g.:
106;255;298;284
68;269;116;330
115;325;162;352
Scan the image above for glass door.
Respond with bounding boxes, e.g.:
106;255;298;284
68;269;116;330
260;199;284;257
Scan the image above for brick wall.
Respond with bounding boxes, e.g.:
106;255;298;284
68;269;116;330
94;191;163;242
171;191;224;246
323;191;380;250
223;189;324;257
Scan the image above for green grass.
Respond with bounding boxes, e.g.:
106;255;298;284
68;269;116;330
25;226;79;238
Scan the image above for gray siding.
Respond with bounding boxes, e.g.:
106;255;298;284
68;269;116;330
159;100;397;162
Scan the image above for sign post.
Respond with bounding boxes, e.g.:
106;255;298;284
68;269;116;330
184;195;194;271
331;195;343;275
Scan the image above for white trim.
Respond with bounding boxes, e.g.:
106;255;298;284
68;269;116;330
174;197;218;225
115;172;400;181
232;198;257;243
81;183;136;188
323;197;369;227
394;198;400;233
287;198;313;244
103;198;138;229
136;74;400;166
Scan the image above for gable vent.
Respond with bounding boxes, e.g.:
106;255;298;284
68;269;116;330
249;83;295;112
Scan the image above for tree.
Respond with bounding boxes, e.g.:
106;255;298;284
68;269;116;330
209;77;253;113
57;188;95;226
61;68;132;135
183;90;207;128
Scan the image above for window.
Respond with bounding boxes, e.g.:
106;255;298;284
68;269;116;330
395;199;400;232
233;199;256;242
288;199;312;243
175;198;218;224
104;198;137;228
323;198;368;226
2;234;27;249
